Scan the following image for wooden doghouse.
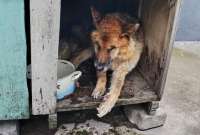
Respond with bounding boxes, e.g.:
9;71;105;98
30;0;182;128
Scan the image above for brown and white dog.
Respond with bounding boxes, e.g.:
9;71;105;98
72;7;144;117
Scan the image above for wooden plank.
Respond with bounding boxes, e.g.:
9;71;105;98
57;70;157;112
158;0;183;98
0;0;29;120
30;0;61;115
138;0;143;19
57;91;157;112
48;113;57;129
138;0;181;99
139;0;170;90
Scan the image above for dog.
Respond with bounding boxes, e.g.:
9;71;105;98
72;7;144;117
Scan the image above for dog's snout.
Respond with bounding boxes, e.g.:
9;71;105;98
95;61;106;71
97;66;104;71
94;59;111;71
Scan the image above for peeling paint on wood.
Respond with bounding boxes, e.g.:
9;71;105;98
30;0;61;115
0;0;29;120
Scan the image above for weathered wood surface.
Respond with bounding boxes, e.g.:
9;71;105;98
158;0;182;98
30;0;61;115
0;0;29;120
57;70;157;112
138;0;181;99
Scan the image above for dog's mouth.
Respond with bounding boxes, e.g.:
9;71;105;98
94;60;112;72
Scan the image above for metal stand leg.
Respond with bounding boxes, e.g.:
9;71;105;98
48;113;57;129
147;101;159;115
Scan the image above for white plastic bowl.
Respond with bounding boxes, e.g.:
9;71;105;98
56;60;82;100
27;60;82;100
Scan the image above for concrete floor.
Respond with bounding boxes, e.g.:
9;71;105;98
21;42;200;135
137;42;200;135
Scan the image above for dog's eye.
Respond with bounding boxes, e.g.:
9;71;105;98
107;46;116;52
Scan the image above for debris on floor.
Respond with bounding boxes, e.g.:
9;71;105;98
55;119;144;135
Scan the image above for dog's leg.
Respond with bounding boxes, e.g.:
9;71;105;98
92;71;107;99
97;67;128;117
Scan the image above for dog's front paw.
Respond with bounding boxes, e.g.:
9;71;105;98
97;93;118;117
92;87;106;99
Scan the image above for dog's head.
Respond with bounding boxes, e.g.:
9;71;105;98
90;7;140;72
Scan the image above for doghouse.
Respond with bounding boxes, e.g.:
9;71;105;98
30;0;182;128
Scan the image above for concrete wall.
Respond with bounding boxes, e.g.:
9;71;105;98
176;0;200;41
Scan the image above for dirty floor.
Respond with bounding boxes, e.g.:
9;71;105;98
21;42;200;135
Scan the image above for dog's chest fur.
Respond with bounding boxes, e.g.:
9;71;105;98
111;36;143;72
127;37;143;71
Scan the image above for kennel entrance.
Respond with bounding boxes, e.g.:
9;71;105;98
30;0;182;128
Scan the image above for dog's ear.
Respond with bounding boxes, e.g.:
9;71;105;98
120;23;140;40
126;23;140;34
91;7;102;27
134;23;140;32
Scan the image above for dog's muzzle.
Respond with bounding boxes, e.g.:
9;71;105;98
94;60;111;72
